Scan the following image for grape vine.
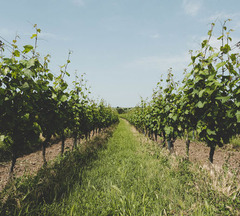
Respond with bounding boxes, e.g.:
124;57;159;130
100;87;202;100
0;25;119;177
124;20;240;163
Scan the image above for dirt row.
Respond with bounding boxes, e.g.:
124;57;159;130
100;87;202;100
0;138;74;191
174;139;240;172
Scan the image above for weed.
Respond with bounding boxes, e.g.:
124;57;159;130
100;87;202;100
230;135;240;149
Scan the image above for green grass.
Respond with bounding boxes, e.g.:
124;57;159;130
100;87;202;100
1;120;239;215
230;135;240;149
0;135;11;162
39;119;239;215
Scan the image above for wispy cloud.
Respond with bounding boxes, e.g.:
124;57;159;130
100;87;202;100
39;32;58;40
124;54;190;80
182;0;202;16
0;28;16;38
39;32;70;41
0;27;70;42
72;0;85;7
150;33;160;39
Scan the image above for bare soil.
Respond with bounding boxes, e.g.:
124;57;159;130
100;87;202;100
0;138;74;191
173;139;240;172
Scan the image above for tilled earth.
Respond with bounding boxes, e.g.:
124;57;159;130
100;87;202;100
174;139;240;172
0;138;74;191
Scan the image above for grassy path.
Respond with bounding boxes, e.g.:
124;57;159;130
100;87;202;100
42;119;238;215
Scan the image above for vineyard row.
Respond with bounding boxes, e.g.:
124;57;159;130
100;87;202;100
0;25;119;177
123;20;240;163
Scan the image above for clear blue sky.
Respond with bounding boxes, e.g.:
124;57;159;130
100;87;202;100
1;0;240;107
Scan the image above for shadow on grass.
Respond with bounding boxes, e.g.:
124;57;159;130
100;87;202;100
0;124;117;216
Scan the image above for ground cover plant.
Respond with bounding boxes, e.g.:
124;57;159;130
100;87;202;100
17;119;238;216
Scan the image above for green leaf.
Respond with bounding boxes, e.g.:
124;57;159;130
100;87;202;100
73;95;78;100
196;101;205;108
206;135;214;141
60;95;68;102
164;126;173;135
230;53;237;63
3;67;10;75
165;105;170;112
31;34;37;39
207;129;216;136
215;96;231;103
220;44;231;54
235;101;240;107
19;59;28;66
208;30;212;36
27;59;35;68
22;82;29;89
216;62;226;70
209;52;219;60
22;113;30;120
66;72;70;76
236;110;240;123
192;89;199;95
202;40;208;48
199;89;205;98
0;135;5;142
13;50;20;57
226;110;234;118
204;88;214;96
23;69;33;78
41;85;49;91
23;45;34;54
52;93;57;99
171;114;177;121
48;73;54;81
